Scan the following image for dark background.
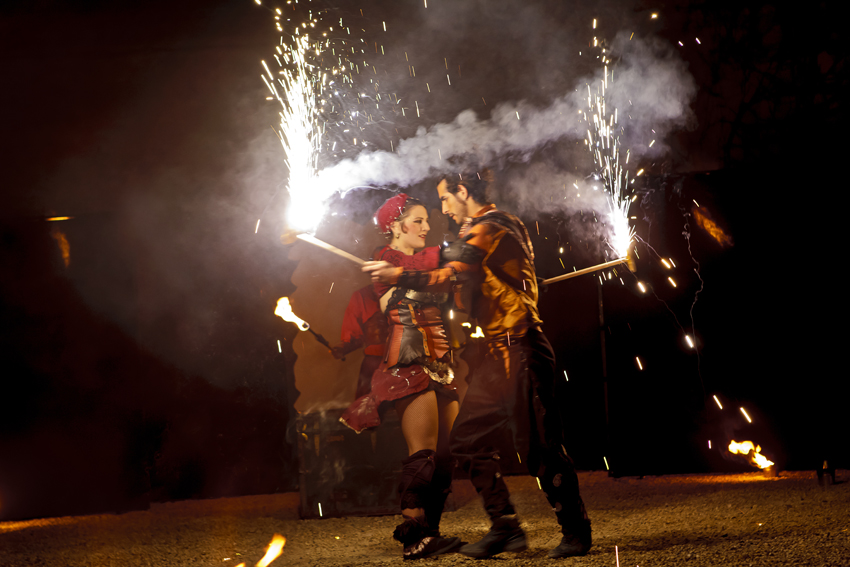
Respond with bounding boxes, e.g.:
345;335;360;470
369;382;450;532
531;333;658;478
1;0;844;521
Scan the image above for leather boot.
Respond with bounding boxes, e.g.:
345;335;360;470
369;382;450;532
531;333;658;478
548;519;592;558
459;515;528;558
393;515;462;560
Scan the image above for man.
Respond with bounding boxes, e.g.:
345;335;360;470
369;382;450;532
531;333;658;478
363;171;591;559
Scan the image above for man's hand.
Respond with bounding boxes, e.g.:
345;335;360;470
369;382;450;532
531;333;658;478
362;260;398;284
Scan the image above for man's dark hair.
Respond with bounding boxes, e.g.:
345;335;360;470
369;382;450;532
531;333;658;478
441;169;494;205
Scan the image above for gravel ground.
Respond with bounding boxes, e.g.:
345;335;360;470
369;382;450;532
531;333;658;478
1;470;848;566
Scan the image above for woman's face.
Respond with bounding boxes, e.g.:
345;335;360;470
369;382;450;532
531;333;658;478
393;205;430;251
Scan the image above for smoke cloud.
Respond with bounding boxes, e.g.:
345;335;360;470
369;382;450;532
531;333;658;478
314;31;696;219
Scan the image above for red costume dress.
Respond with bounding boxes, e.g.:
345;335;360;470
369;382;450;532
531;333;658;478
336;285;387;398
340;245;457;433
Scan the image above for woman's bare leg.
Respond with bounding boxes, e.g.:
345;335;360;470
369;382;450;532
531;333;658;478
395;390;439;518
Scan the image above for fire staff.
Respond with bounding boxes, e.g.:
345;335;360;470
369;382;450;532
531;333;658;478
364;171;592;559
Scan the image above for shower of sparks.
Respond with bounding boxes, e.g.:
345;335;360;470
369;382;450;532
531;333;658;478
579;50;635;259
271;31;323;232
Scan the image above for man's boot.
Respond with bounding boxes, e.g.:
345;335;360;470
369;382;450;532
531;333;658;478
548;519;592;558
458;515;528;558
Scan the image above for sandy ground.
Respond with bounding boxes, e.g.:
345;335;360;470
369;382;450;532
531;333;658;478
1;470;848;567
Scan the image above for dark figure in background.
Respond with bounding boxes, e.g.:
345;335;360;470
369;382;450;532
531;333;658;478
364;171;591;559
331;283;387;398
341;194;462;560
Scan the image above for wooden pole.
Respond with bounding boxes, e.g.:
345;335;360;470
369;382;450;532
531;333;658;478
296;233;365;266
541;257;628;285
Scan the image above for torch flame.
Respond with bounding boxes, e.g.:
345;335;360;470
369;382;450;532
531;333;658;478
257;534;286;567
728;440;774;470
274;297;309;330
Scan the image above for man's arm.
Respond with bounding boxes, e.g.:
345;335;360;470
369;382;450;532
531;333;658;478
363;222;496;290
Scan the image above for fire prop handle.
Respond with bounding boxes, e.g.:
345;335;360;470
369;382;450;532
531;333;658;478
296;233;365;266
542;257;629;285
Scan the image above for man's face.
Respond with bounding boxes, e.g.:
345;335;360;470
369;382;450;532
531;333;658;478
437;180;468;224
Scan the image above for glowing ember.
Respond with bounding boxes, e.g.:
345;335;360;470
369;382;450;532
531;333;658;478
274;297;309;330
728;440;774;470
712;394;723;410
693;206;733;247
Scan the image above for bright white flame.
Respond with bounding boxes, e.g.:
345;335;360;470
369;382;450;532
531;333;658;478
274;297;309;330
470;326;485;338
274;34;325;233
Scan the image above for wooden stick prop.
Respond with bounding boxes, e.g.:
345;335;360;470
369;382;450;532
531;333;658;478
542;257;629;285
281;229;365;266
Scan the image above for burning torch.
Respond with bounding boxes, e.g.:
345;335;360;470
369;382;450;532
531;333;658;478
274;297;342;359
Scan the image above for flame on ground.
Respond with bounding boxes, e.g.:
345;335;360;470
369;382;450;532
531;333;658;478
234;534;286;567
274;297;309;330
728;440;774;469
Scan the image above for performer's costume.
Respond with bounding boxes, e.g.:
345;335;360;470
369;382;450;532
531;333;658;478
389;204;592;558
340;245;457;433
335;285;387;398
340;194;460;560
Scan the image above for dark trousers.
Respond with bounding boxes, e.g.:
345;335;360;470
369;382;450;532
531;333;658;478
450;328;588;530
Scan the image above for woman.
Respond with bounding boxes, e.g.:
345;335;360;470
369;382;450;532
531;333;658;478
341;194;461;560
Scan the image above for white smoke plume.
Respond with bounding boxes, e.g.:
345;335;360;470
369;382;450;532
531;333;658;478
312;31;696;215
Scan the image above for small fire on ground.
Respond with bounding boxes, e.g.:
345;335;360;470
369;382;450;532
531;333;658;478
232;534;286;567
728;440;774;470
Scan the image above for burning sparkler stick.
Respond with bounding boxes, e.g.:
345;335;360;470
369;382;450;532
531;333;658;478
280;229;365;265
542;257;629;285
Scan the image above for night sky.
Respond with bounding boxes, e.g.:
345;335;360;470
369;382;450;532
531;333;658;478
1;0;845;521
